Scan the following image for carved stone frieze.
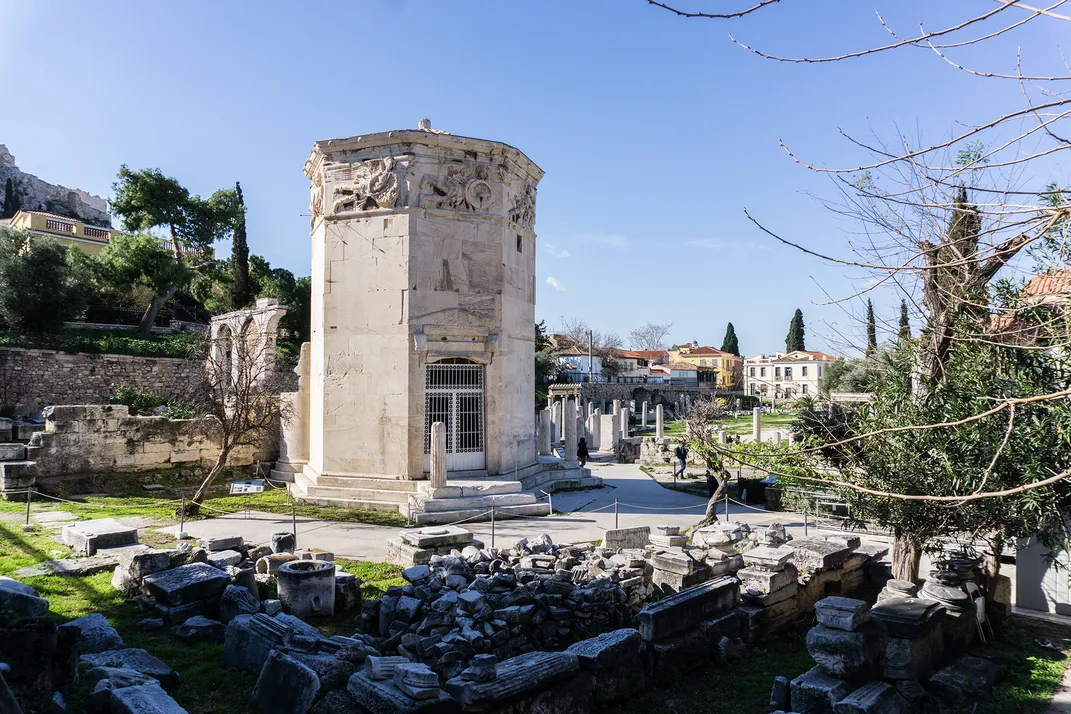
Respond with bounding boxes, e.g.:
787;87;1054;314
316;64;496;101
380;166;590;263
330;156;405;216
420;163;496;213
309;172;324;228
508;183;536;231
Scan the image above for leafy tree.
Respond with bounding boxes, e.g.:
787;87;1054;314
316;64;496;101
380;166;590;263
785;309;806;352
720;322;740;356
110;166;239;335
898;300;911;341
534;320;559;407
0;229;88;332
628;322;673;350
94;233;188;328
228;181;253;310
2;178;20;219
865;299;877;354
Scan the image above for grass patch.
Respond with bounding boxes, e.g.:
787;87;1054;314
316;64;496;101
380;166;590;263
0;327;206;359
0;521;405;713
977;617;1071;713
0;470;406;528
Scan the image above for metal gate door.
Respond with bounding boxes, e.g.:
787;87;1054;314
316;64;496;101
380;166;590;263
424;360;485;472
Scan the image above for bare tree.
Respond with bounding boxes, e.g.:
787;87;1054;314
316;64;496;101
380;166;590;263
684;397;733;527
629;322;674;351
649;1;1071;580
183;329;291;515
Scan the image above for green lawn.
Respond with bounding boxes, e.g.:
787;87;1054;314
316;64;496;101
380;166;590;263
0;521;403;714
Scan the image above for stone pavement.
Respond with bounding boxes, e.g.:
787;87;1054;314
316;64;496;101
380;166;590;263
161;462;886;561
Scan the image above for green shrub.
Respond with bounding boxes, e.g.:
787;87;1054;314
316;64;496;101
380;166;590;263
162;400;199;420
111;386;166;416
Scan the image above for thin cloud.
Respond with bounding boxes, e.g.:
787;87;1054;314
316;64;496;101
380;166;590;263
583;233;631;249
545;276;568;292
544;242;571;259
686;238;771;252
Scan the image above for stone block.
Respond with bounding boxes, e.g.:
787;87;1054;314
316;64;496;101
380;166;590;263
291;652;357;692
651;611;741;678
256;553;299;575
814;596;870;632
565;628;645;702
202;535;243;552
271;532;297;554
806;621;888;680
399;526;473;549
654;525;680;536
822;534;861;551
143;563;230;606
648;534;689;548
175;616;224;644
62;518;138;556
928;655;1003;703
882;627;944;681
145;597;218;625
602;526;651;550
109;684;186;714
870;598;944;639
80;648;177;686
298;549;335;562
790;665;850;714
112;549;171;593
349;671;461;714
223;614;286;674
650;551;705;576
254;650;320;714
738;564;798;595
311;690;358;714
651;565;712;594
0;576;49;618
636;576;740;642
770;675;789;710
833;680;910;714
444;650;579;710
743;545;796;570
219;584;260;623
207;549;243;568
691;523;745;548
64;613;123;654
789;539;851;572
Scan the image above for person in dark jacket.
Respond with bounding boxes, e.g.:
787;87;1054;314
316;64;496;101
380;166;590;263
673;443;688;478
577;437;589;467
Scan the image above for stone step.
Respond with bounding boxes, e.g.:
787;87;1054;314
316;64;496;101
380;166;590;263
0;443;26;461
413;502;551;526
415;491;538;513
268;469;295;484
289;493;407;513
441;469;490;480
309;475;420;492
442;479;522;497
298;484;412;504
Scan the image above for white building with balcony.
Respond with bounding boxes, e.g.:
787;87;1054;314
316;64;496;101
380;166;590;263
744;350;838;401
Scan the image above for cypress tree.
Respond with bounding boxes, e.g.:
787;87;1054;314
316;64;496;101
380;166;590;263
229;181;252;309
720;322;740;356
2;178;20;219
898;299;911;340
785;309;806;352
866;299;877;354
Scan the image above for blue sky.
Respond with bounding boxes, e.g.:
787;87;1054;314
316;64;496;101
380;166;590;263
1;1;1064;356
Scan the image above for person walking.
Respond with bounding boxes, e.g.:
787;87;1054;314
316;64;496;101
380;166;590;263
577;437;589;467
673;442;688;479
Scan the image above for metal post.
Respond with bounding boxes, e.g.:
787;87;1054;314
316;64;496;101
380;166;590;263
615;498;619;529
406;503;412;527
804;507;809;537
291;501;298;549
180;496;186;536
491;505;496;549
725;493;729;520
548;491;553;515
25;487;32;526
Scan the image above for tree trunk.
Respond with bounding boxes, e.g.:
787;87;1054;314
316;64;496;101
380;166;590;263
139;285;177;337
891;531;922;582
695;461;731;528
185;445;230;516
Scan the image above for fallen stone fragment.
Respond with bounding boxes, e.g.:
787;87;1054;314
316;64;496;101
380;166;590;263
253;650;320;714
929;655;1003;703
0;576;49;618
109;683;187;714
175;616;224;645
806;622;888;679
65;613;123;654
770;675;789;710
790;665;849;714
261;599;283;616
365;655;411;681
348;670;460;713
814;596;870;632
219;584;260;623
291;652;356;691
136;618;165;632
444;650;579;709
143;563;230;606
202;535;243;552
271;532;296;554
79;648;177;686
833;680;910;714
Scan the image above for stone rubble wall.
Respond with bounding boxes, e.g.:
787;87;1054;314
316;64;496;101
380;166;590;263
1;346;298;417
27;405;275;477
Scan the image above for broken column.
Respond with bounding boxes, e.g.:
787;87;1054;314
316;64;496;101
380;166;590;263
551;401;561;445
641;401;648;428
655;405;664;438
564;399;578;462
752;407;761;441
430;422;447;489
620;403;629;439
538;409;552;457
591;409;602;449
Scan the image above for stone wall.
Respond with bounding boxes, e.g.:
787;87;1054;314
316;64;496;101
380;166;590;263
28;405;273;477
0;347;204;416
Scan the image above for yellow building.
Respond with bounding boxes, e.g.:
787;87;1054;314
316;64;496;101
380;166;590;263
667;343;743;389
5;209;120;255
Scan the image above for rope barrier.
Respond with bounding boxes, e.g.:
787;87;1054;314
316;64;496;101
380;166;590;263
616;502;708;511
726;497;774;513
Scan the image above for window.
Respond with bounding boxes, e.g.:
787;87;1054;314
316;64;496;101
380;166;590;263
802;384;809;394
700;359;707;366
819;365;824;377
516;234;523;253
749;367;755;377
784;367;792;381
802;366;808;377
760;367;766;377
774;367;781;379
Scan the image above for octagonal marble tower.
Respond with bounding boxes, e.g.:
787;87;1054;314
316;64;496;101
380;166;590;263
296;124;542;490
